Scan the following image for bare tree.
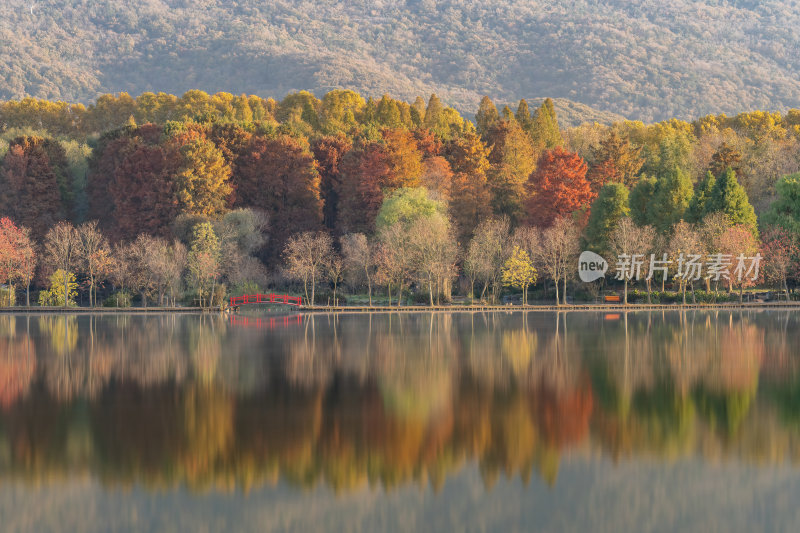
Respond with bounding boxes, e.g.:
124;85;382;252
326;253;345;307
110;243;134;306
375;224;415;307
78;221;112;307
127;235;159;307
341;233;375;306
409;215;458;305
668;221;704;304
144;237;187;306
44;222;81;308
608;217;656;304
464;217;511;302
540;217;580;305
283;231;333;306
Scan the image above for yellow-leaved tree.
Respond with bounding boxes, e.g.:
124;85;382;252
501;246;537;305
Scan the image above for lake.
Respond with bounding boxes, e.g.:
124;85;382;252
0;310;799;532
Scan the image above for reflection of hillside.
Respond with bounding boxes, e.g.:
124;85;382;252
0;311;798;493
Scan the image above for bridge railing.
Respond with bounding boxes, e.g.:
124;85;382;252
229;293;303;307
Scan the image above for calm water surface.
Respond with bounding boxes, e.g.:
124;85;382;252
1;310;799;532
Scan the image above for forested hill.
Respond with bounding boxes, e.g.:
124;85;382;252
2;1;800;123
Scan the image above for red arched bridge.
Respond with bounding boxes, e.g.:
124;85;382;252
229;293;302;308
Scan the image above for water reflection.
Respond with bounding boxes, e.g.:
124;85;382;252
0;311;798;493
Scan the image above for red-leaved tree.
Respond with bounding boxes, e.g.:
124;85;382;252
525;147;594;228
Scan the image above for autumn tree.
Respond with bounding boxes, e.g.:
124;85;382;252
0;218;35;306
173;138;232;217
502;246;538;305
486;120;537;223
586;130;643;193
526;147;594;228
715;224;760;302
311;135;352;230
235;135;322;258
43;222;81;308
475;96;500;139
0;136;69;238
442;132;492;239
708;141;742;178
283;231;333;306
761;227;798;300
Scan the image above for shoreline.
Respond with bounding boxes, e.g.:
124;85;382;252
2;302;799;315
297;302;800;313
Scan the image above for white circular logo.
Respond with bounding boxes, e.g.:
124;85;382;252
578;251;608;282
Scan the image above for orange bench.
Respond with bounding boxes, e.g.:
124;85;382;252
604;295;621;303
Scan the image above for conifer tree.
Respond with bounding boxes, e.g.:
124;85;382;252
529;98;563;150
585;183;630;253
707;167;758;235
475;96;499;139
686;171;716;223
515;99;532;130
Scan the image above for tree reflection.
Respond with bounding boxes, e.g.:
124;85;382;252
0;311;798;493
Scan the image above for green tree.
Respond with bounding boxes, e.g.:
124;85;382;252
762;173;800;233
585;183;630;253
629;176;657;226
501;246;537;305
174;139;232;217
648;168;693;232
529;98;563;150
707;167;758;235
687;171;716;223
375;187;447;230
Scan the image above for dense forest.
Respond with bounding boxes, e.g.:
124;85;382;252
3;1;800;122
2;88;800;306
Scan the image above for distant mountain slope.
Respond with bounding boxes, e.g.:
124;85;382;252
1;1;799;123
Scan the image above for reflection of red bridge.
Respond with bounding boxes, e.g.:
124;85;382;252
229;294;303;308
229;314;302;329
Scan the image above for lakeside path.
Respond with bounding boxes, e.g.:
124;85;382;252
4;302;800;315
0;306;204;314
298;302;800;313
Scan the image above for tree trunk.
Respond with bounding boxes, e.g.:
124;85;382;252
367;275;372;307
554;278;560;306
26;281;30;307
429;280;434;307
311;272;316;308
624;278;628;305
562;277;567;305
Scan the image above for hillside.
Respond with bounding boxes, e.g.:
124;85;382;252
1;1;799;122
